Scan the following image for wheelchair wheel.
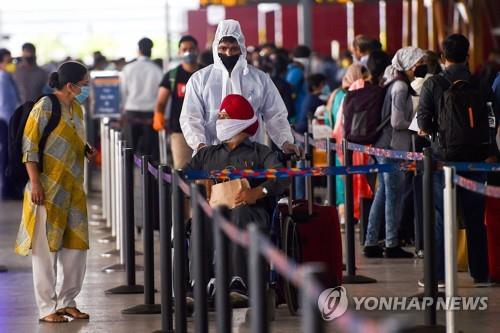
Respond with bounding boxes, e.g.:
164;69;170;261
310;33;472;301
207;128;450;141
282;216;300;316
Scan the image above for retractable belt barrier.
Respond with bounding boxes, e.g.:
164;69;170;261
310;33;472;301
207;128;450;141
454;174;500;198
121;136;500;333
183;163;414;180
126;152;403;333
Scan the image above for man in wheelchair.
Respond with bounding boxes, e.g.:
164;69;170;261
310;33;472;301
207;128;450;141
184;94;289;306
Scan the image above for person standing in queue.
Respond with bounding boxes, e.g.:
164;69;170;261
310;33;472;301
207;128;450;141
120;37;163;159
15;61;95;323
13;43;49;104
153;35;200;169
179;19;299;156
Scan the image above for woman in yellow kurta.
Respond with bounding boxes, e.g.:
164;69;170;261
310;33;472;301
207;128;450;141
15;61;95;323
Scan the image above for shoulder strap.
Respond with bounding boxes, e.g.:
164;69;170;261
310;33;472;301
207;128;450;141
434;74;452;91
375;115;391;134
374;82;396;133
38;94;61;171
169;66;179;91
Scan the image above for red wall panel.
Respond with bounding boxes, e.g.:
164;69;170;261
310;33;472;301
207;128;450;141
312;4;348;56
265;11;275;44
386;1;403;55
187;9;209;50
281;4;298;50
353;2;380;39
225;6;259;47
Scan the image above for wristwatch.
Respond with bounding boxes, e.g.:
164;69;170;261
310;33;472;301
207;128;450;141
261;187;269;196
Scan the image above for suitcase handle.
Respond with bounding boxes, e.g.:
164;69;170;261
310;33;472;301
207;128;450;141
284;133;314;217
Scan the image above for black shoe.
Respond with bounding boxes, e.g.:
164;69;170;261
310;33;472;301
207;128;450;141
473;279;493;288
418;278;445;289
363;245;384;258
385;246;414;258
229;277;249;308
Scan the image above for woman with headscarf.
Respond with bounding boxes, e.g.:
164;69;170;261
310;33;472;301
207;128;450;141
363;46;425;259
325;64;367;215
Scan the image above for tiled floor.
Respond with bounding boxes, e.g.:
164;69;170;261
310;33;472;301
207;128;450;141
1;194;499;333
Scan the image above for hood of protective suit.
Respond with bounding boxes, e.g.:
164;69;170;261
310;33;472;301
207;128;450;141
212;19;248;74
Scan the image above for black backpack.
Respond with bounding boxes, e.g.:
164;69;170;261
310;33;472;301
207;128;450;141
343;82;388;144
435;76;489;161
6;94;61;187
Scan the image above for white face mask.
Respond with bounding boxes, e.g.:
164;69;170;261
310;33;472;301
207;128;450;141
293;57;310;69
215;115;257;142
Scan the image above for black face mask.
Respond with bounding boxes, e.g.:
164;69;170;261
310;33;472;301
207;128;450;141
24;56;36;65
218;53;240;72
414;64;428;78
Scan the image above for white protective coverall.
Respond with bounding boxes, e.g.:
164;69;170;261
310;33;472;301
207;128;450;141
179;19;294;151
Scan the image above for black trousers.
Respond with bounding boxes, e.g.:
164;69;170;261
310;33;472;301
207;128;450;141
189;205;270;286
434;171;489;281
123;111;159;161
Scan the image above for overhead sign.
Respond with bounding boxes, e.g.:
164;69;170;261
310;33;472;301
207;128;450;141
200;0;300;6
90;71;121;118
200;0;353;6
200;0;247;6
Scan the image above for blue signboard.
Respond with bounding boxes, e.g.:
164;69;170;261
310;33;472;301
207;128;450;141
91;71;121;118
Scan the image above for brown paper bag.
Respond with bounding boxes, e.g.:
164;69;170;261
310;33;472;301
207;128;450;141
209;178;251;209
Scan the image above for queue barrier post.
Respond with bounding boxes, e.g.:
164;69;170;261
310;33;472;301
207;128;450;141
104;147;144;294
326;138;337;206
121;155;161;314
98;128;117;243
153;165;174;333
172;171;188;333
214;206;231;333
444;166;457;333
423;148;438;325
301;265;325;333
304;133;313;215
408;148;445;333
342;139;377;284
94;122;111;232
191;183;209;333
88;119;107;225
248;224;268;333
102;137;129;272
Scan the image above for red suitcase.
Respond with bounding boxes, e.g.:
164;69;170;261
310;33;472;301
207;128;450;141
486;197;500;281
278;199;343;314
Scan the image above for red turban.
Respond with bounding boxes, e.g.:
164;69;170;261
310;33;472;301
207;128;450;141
219;94;259;136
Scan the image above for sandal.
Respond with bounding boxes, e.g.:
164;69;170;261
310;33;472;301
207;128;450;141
39;313;69;323
56;307;90;319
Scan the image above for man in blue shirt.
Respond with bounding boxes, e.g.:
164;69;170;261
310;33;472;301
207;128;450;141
0;48;21;200
286;45;310;123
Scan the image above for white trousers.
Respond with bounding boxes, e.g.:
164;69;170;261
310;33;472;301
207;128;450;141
31;206;87;319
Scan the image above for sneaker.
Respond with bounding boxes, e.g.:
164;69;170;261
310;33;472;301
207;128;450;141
385;246;414;258
229;276;249;308
473;279;493;288
207;278;216;310
363;245;384;258
186;291;194;307
186;281;195;307
417;278;445;289
415;249;424;259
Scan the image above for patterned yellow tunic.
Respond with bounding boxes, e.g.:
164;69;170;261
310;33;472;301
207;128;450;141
15;96;89;256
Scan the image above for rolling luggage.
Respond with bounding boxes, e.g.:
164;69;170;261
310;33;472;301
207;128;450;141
277;154;343;315
486;197;500;281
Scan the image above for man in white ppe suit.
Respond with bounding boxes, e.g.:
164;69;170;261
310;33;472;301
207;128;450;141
179;19;299;155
